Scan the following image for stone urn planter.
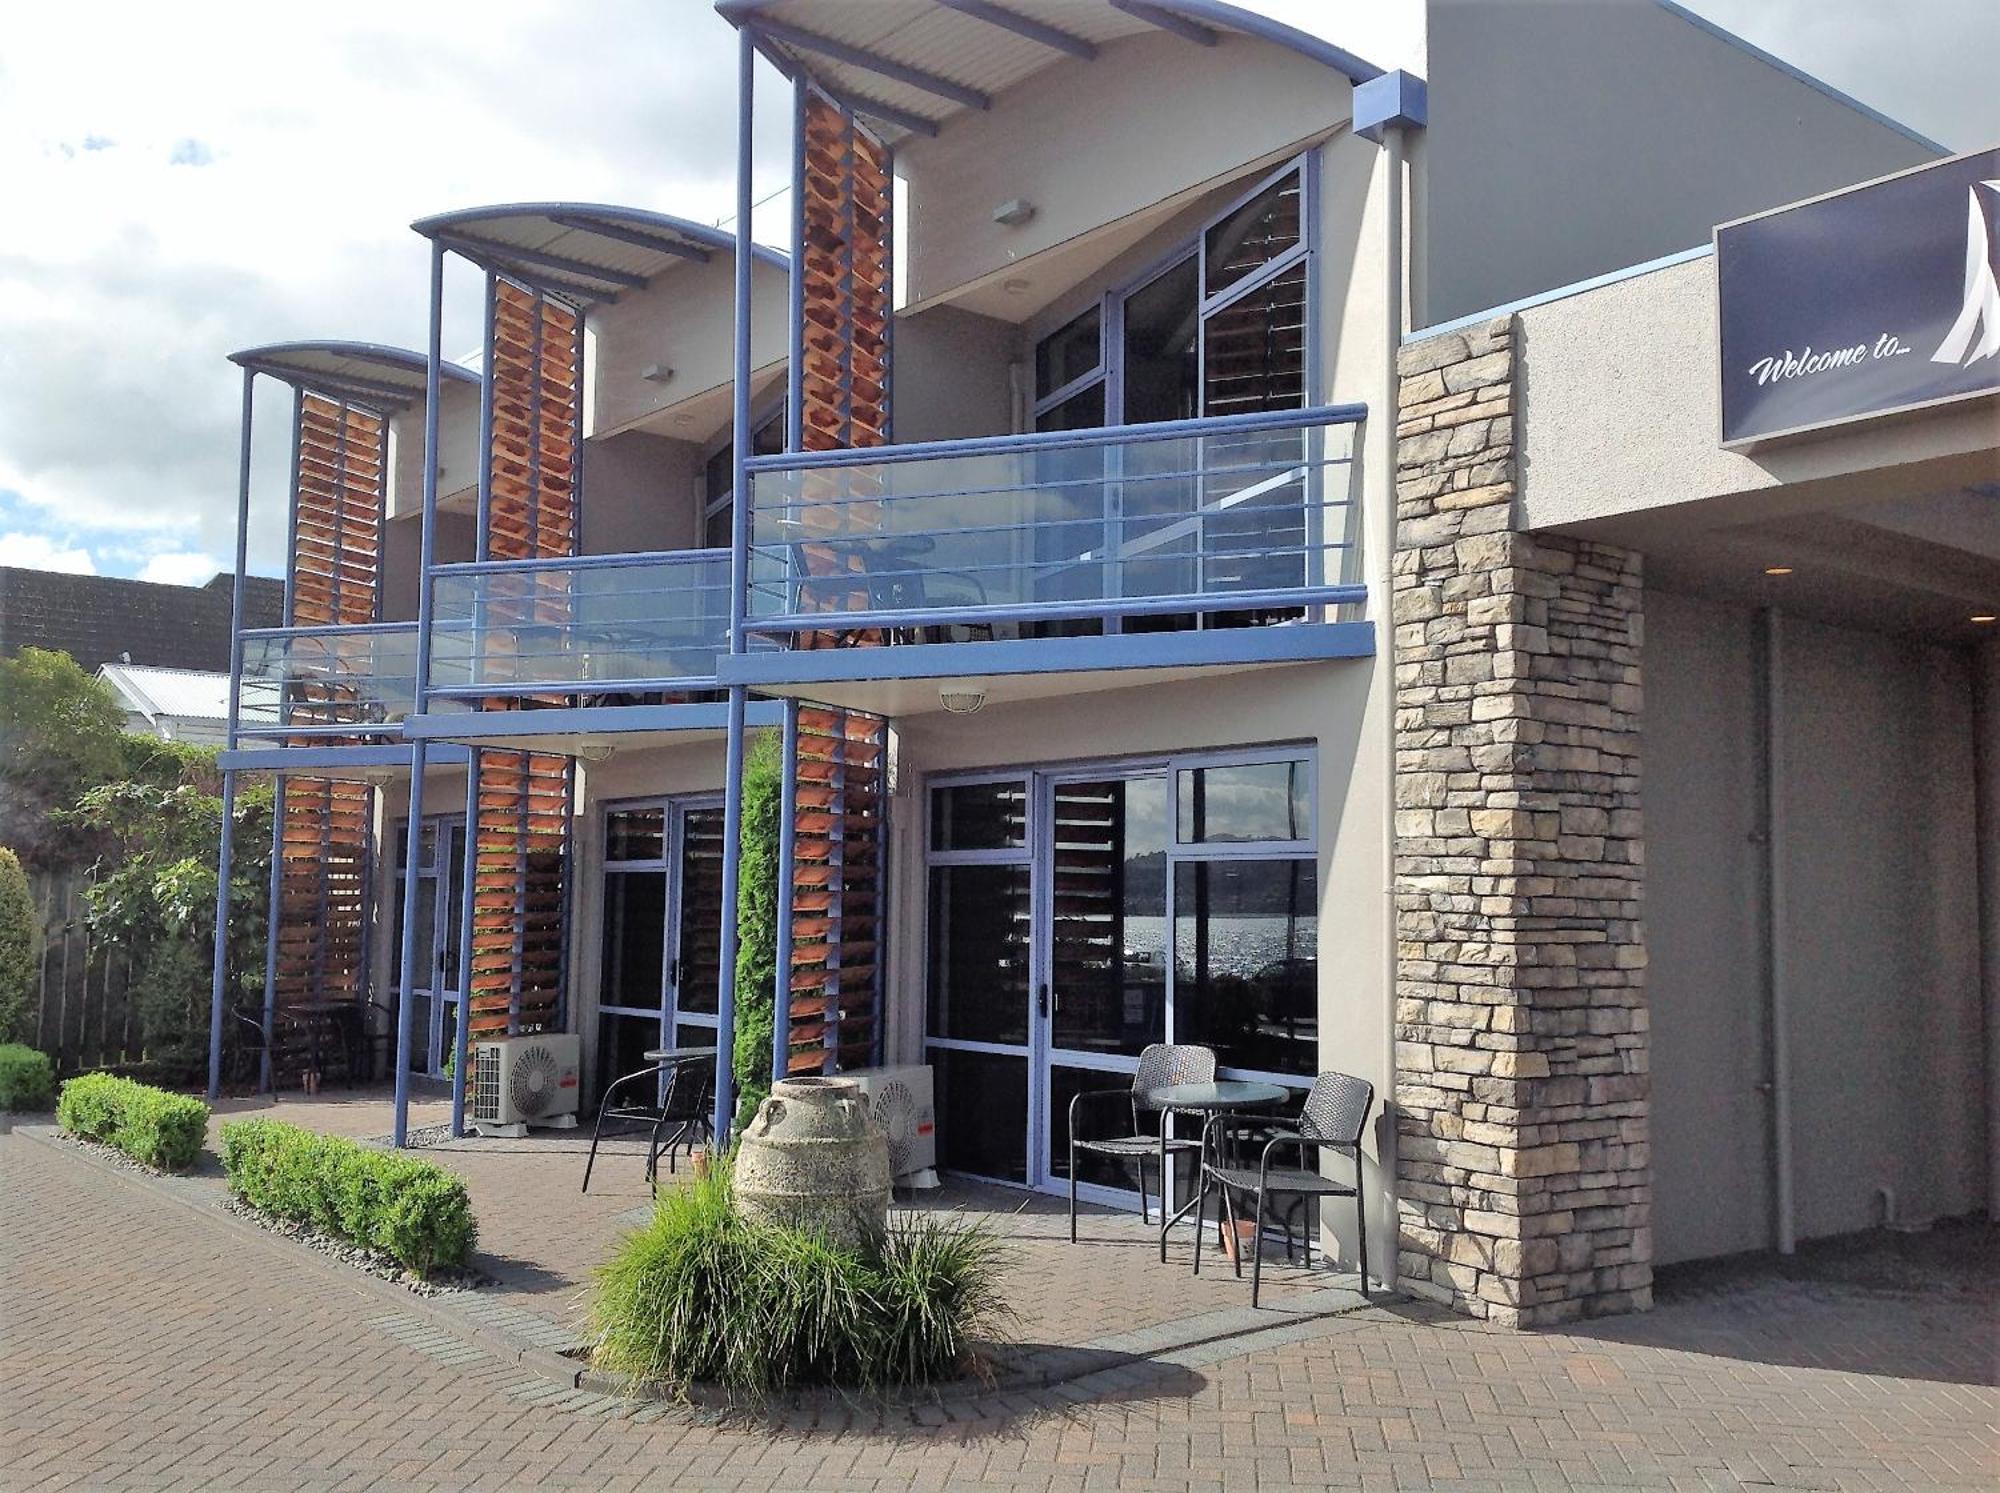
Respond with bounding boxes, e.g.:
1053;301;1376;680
734;1076;891;1251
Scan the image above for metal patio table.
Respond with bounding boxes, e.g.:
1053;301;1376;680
1142;1079;1291;1259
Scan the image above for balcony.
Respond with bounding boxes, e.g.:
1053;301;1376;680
235;623;419;738
726;406;1371;703
424;549;736;705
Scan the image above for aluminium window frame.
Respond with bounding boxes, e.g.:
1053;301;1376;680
919;742;1321;1191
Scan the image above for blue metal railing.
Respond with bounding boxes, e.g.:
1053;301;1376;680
235;621;420;735
425;548;736;698
741;404;1366;639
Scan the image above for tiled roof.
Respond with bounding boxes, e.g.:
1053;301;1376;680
0;568;285;673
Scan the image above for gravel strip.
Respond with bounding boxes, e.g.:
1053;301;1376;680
218;1195;496;1297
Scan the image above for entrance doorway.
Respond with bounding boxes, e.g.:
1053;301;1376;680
924;749;1319;1202
394;814;467;1078
595;796;726;1100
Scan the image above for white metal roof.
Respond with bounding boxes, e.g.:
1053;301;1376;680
98;663;233;724
227;342;478;405
409;203;786;303
717;1;1386;140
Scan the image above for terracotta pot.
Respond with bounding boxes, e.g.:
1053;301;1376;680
734;1076;890;1251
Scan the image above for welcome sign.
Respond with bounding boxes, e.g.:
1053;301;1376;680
1717;147;2000;445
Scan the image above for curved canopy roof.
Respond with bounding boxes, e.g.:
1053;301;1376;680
228;341;478;406
716;0;1383;140
409;202;787;304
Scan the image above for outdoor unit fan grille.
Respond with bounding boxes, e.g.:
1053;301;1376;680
508;1042;561;1118
472;1049;500;1121
872;1078;918;1175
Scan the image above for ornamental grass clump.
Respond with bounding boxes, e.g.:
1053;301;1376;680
589;1163;1012;1395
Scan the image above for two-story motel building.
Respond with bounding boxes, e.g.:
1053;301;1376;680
206;1;1998;1326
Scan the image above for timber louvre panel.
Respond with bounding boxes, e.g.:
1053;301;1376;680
782;94;892;1074
272;395;383;1082
468;278;581;1044
785;709;887;1073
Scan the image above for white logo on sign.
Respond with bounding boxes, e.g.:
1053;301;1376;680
1932;180;2000;367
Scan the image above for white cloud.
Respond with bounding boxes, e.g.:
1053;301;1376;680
0;532;97;574
0;0;1990;590
136;551;223;586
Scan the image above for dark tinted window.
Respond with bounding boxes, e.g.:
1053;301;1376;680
1035;307;1101;399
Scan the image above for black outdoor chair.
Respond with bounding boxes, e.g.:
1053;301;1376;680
1192;1070;1374;1307
1066;1042;1216;1244
581;1057;716;1194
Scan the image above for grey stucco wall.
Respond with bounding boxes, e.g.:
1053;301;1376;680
1644;588;1987;1261
1420;0;1938;328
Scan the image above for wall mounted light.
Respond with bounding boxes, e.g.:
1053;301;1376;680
641;363;675;384
993;198;1035;227
939;684;987;715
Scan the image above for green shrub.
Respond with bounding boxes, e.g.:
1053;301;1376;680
589;1163;1012;1394
218;1119;476;1275
0;848;32;1044
731;731;782;1134
0;1042;54;1111
55;1072;209;1169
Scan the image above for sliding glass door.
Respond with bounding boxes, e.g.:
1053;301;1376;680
924;749;1317;1200
596;795;725;1101
393;814;466;1078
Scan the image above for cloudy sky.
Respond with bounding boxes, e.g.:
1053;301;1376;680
1;0;1994;584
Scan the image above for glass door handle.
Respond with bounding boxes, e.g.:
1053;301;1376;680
1037;984;1050;1018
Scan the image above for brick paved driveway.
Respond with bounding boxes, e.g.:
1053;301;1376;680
2;1112;1994;1491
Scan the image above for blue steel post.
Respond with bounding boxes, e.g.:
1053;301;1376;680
257;782;283;1093
450;756;479;1135
771;698;800;1082
207;364;256;1101
392;240;449;1147
713;28;756;1146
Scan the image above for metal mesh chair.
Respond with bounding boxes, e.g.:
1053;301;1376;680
1192;1070;1374;1306
581;1057;716;1194
1067;1043;1216;1243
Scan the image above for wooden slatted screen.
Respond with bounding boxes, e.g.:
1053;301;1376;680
792;94;894;643
783;708;887;1074
271;394;385;1080
466;277;582;1045
781;96;895;1073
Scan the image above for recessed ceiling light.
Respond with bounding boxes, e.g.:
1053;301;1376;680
1763;565;1794;577
1971;613;1997;625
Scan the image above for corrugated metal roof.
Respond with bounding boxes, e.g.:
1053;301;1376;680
409;203;787;302
718;1;1382;139
97;663;233;723
228;342;478;404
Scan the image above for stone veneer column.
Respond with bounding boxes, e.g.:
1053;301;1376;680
1390;316;1652;1326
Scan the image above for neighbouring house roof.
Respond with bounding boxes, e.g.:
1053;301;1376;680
97;663;231;727
0;568;283;673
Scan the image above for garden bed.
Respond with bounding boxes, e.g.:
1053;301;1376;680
218;1194;493;1297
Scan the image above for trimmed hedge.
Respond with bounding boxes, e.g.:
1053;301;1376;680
56;1072;210;1169
219;1119;476;1276
0;1042;54;1111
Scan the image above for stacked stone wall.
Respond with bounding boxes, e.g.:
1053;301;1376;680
1391;316;1651;1325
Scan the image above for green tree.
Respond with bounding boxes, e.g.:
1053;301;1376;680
0;848;34;1044
67;765;272;1084
0;649;128;866
731;730;783;1133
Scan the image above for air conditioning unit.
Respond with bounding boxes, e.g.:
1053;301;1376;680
470;1034;582;1137
844;1064;939;1187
